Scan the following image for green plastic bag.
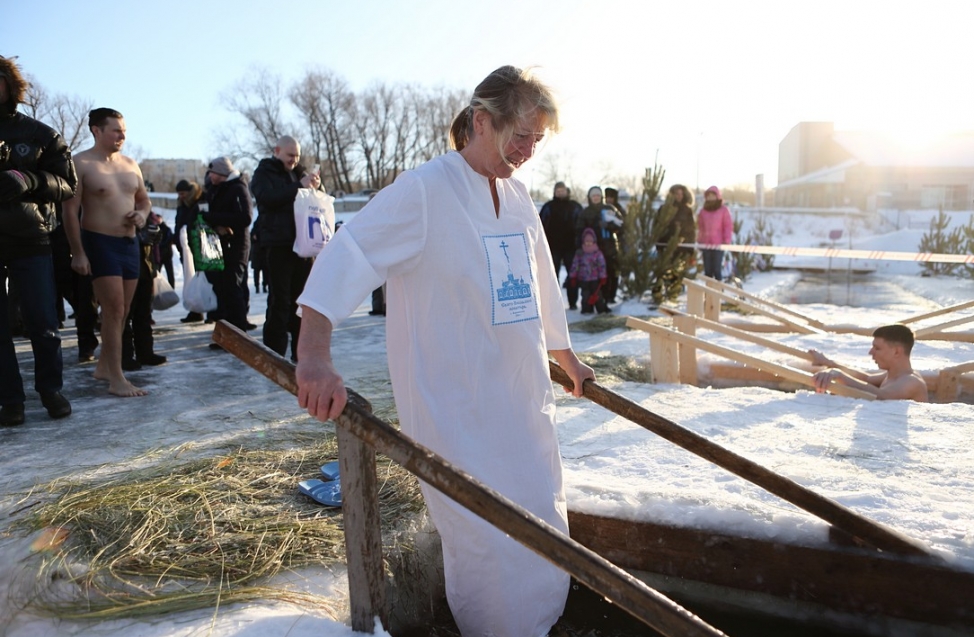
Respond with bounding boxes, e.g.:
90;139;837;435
189;214;224;272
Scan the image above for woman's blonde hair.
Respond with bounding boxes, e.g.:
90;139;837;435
449;65;559;156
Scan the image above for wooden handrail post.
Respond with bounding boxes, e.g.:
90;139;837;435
649;331;678;384
936;369;959;403
703;280;720;322
687;282;704;317
672;315;698;385
337;393;387;633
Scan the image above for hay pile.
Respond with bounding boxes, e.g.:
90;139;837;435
568;314;634;333
576;353;649;385
14;436;423;620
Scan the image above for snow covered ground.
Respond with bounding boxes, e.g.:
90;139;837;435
1;209;973;636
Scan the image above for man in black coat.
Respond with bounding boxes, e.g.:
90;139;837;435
539;181;581;309
0;56;76;426
203;156;253;333
249;136;321;360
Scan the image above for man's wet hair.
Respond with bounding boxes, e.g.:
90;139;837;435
88;107;124;130
873;324;915;354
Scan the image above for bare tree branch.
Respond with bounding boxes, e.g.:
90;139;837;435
219;66;292;159
217;67;471;194
24;75;93;152
290;67;356;194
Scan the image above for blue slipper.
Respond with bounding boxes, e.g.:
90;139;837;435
320;461;341;481
298;478;343;507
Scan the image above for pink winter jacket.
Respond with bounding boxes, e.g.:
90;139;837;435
696;206;733;246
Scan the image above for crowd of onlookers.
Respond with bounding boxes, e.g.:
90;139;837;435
2;48;738;428
1;52;338;424
538;180;734;312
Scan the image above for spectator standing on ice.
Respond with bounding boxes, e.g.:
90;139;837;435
250;136;320;361
250;226;266;294
539;180;581;309
154;211;175;289
657;183;696;259
120;211;167;369
697;185;733;280
810;324;928;402
203;156;253;332
576;185;623;302
63;107;152;397
570;227;609;314
295;65;594;637
0;55;76;425
603;186;626;215
174;179;204;323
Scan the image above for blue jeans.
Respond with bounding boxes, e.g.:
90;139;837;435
702;249;724;281
0;253;63;405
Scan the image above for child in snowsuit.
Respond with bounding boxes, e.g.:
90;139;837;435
570;227;610;314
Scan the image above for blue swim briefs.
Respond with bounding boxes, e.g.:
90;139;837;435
81;229;141;280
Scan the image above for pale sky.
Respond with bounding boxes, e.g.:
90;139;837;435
3;0;972;192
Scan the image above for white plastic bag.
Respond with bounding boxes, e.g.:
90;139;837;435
178;226;218;313
152;272;180;311
293;188;335;258
183;272;218;313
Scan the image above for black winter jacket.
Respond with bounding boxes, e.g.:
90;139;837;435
204;174;252;267
656;201;695;246
576;203;623;256
0;108;77;254
539;197;581;255
249;157;308;247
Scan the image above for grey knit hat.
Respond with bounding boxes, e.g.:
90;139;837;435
207;156;235;177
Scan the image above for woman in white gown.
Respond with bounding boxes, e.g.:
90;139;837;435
295;65;595;637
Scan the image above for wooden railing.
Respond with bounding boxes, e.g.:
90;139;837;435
212;321;728;637
213;320;936;635
691;275;974;342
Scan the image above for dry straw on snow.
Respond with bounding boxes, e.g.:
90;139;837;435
13;436;423;620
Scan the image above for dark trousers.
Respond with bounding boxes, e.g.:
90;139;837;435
702;249;724;280
50;226;74;321
0;254;63;405
264;246;312;359
550;248;578;308
578;280;608;314
372;286;385;313
122;259;155;361
604;251;619;303
74;273;99;354
161;255;175;289
212;266;249;330
205;238;250;330
5;273;22;335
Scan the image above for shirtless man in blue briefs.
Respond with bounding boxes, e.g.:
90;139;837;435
63;108;151;397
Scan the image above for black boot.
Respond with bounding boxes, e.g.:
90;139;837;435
40;391;72;419
181;312;204;323
0;403;25;426
137;352;167;366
